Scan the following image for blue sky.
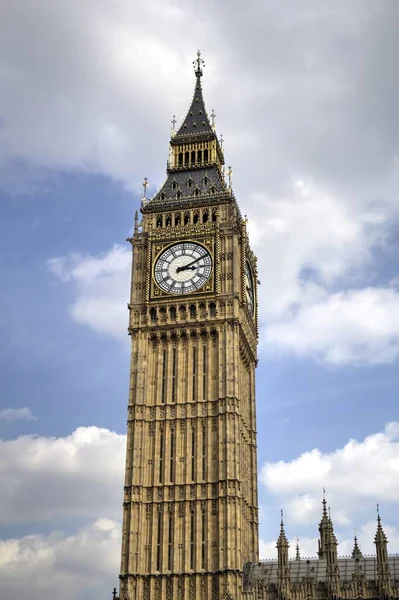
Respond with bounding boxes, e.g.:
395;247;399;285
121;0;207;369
1;1;399;598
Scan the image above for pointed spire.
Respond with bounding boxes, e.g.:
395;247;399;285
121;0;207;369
322;487;328;519
318;489;330;559
375;504;388;544
352;531;363;560
295;537;300;561
175;51;214;137
374;505;391;595
134;210;139;234
277;509;289;547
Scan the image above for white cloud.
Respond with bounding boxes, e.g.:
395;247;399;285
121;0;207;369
260;421;399;526
264;286;399;365
17;2;392;366
249;179;389;314
48;246;131;340
0;407;37;422
0;426;125;525
0;518;120;600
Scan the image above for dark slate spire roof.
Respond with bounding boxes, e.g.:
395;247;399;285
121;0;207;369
175;51;213;137
142;51;232;213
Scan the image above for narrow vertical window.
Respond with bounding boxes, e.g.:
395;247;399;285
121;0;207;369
161;349;167;403
159;432;164;484
190;511;195;570
156;510;162;571
201;512;206;569
192;346;197;402
170;429;174;482
171;347;177;403
202;426;206;480
191;427;196;481
202;345;207;400
168;512;173;570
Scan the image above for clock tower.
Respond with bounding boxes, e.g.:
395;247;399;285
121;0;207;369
118;52;259;600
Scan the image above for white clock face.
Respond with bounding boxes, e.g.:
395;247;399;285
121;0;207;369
245;261;255;317
154;242;212;295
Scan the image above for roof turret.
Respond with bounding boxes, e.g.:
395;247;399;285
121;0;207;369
351;533;363;560
277;510;289;548
374;504;388;545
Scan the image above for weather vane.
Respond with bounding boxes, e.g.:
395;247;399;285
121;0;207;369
193;50;205;77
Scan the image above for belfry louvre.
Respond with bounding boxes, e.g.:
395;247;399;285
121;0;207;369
112;54;399;600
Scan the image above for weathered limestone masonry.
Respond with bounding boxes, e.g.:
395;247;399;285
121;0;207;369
116;52;258;600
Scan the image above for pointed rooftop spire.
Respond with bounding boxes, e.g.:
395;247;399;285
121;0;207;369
375;504;388;544
175;51;214;137
352;530;363;559
322;487;328;519
295;537;300;561
277;509;289;547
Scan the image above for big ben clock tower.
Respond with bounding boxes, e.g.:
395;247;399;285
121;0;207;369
118;52;259;600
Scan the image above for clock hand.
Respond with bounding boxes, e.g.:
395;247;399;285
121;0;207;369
176;257;202;273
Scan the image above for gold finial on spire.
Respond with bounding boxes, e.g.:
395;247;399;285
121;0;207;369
193;50;205;77
220;133;224;150
211;108;216;128
171;115;177;130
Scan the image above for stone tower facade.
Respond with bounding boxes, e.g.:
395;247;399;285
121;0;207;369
117;52;259;600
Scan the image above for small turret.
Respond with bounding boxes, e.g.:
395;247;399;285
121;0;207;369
295;537;300;561
277;510;291;599
374;505;391;597
351;532;363;560
318;488;331;559
324;505;340;597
